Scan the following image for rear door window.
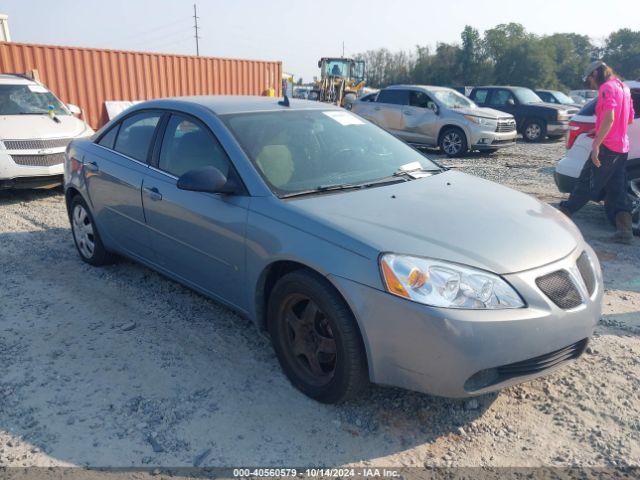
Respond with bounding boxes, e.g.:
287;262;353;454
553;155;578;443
97;124;120;149
471;89;489;104
114;112;162;162
376;89;409;105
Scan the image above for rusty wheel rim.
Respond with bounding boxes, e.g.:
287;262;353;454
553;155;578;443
280;294;337;386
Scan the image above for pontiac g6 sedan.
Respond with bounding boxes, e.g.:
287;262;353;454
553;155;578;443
64;96;602;404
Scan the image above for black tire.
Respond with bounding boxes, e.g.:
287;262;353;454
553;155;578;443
439;127;468;157
267;270;368;403
522;119;547;142
69;194;115;266
604;169;640;235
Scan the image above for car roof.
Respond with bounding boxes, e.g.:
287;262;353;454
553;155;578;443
535;89;558;93
0;74;38;85
137;95;342;115
385;84;453;92
473;86;529;90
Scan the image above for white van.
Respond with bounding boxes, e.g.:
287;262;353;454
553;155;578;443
0;74;93;189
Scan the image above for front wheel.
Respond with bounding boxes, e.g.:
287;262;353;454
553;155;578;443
268;270;368;403
439;127;468;157
523;119;546;142
604;171;640;235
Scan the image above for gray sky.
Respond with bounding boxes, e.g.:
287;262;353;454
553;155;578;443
2;0;636;81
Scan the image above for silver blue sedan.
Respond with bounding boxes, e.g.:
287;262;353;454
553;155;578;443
64;96;602;403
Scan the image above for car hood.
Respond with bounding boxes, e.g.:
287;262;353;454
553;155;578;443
526;102;575;113
0;114;91;140
452;106;513;119
283;170;581;274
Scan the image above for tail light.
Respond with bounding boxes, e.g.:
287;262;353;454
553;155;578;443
567;121;595;149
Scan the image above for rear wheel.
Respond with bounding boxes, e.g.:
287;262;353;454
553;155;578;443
523;119;546;142
439;127;468;157
604;170;640;235
69;195;115;266
268;270;368;403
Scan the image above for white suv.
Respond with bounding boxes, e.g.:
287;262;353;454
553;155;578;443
0;74;93;189
555;81;640;233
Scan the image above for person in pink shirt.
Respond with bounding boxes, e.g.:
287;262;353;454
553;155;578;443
560;61;635;244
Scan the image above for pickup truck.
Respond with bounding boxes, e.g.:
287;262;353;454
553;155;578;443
469;86;579;142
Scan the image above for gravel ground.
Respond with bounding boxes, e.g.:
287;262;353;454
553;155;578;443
0;138;639;469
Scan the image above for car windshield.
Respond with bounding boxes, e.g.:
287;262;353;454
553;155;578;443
0;84;69;115
222;109;440;196
552;91;575;104
433;89;475;109
513;88;543;104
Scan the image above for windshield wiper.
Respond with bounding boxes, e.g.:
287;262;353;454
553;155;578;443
280;177;413;199
280;183;364;198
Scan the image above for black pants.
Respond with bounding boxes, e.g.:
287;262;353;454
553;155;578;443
560;144;630;215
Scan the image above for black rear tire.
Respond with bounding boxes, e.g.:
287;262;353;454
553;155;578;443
69;195;116;266
268;270;368;403
523;119;547;142
439;127;468;157
604;169;640;235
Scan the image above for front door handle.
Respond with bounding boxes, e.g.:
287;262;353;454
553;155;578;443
374;106;381;111
143;186;162;201
403;110;413;116
84;161;99;172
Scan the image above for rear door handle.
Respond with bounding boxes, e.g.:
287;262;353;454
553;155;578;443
84;161;99;172
374;106;381;111
143;186;162;201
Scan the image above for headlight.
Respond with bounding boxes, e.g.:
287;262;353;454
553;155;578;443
380;254;524;309
557;111;570;121
463;115;493;127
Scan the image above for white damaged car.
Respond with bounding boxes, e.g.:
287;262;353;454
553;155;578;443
0;74;93;189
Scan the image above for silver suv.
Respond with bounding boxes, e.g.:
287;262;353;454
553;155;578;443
350;85;517;156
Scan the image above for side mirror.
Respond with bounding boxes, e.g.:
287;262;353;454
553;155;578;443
67;103;82;115
177;166;237;194
506;98;515;106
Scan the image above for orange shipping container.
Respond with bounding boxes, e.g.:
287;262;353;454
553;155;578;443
0;41;282;129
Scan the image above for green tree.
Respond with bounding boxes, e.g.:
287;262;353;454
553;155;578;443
603;28;640;80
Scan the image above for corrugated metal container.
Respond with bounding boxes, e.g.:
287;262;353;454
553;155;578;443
0;41;282;129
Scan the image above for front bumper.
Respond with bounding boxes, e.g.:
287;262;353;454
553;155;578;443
469;128;517;150
0;151;65;189
330;245;602;398
547;121;570;136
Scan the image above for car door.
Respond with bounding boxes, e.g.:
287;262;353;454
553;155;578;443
629;89;640;160
141;112;249;309
487;89;520;125
84;111;162;259
400;90;439;145
369;89;409;136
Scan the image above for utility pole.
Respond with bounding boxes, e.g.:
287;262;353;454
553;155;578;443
193;4;201;56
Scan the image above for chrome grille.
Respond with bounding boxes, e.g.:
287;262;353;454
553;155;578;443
10;153;65;167
576;252;596;296
3;138;72;150
495;120;516;132
536;270;582;309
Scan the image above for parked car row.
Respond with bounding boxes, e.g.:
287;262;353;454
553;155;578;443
0;74;93;189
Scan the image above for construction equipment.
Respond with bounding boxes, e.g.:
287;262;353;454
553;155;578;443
311;57;365;107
